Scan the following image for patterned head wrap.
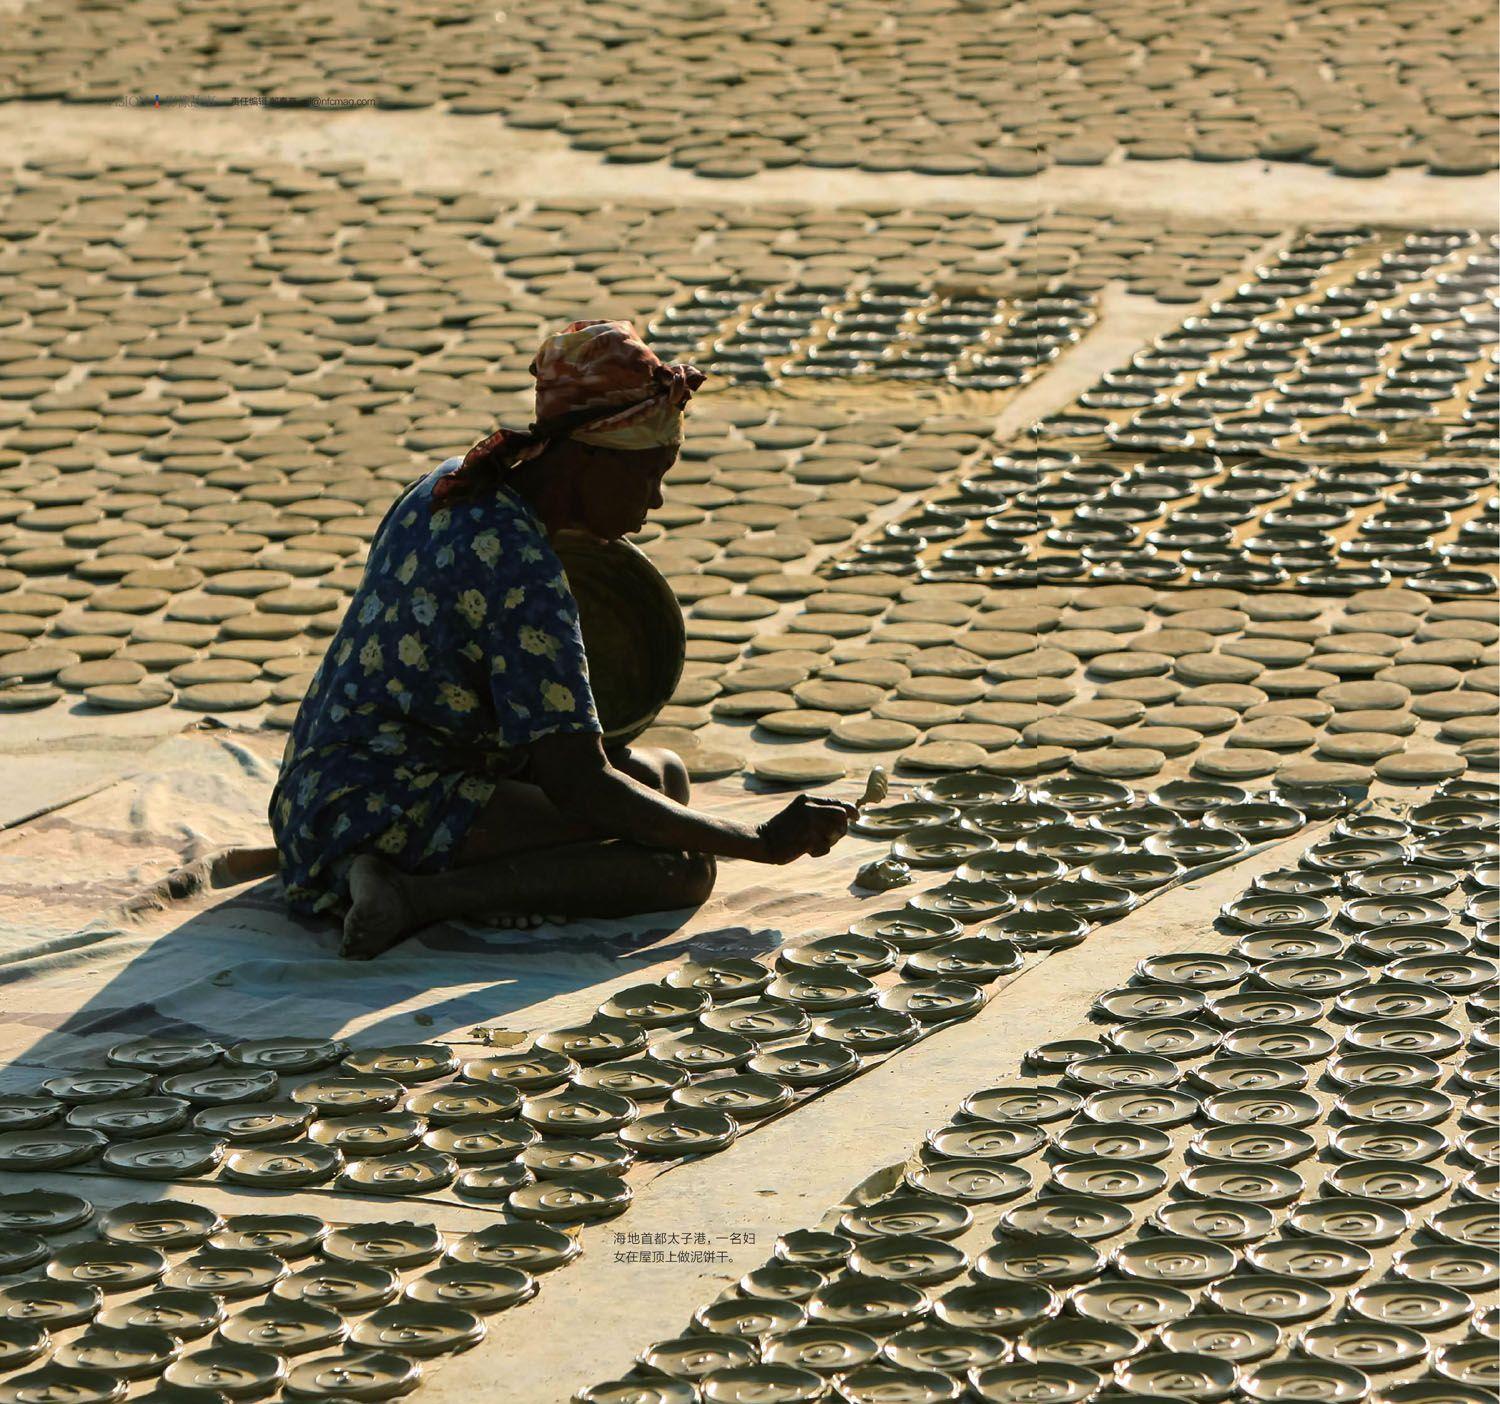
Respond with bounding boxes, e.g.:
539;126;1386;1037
433;320;705;506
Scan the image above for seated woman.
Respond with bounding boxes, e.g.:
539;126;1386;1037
270;320;854;959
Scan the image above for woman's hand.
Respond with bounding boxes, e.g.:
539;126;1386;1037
529;733;855;866
756;795;857;864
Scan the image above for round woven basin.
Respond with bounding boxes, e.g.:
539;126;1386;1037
554;532;685;748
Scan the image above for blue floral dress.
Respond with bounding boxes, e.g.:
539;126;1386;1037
270;459;601;918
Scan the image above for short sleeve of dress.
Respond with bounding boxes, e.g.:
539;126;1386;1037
483;546;602;750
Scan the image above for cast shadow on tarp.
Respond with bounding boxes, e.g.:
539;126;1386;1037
0;860;783;1090
0;856;787;1230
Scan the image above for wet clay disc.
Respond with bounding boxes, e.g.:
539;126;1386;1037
46;1241;168;1292
1239;1359;1372;1402
0;1128;105;1171
0;1319;52;1371
0;1190;93;1234
1206;1274;1333;1324
221;1145;341;1187
1158;1313;1280;1363
348;1300;484;1356
404;1260;536;1314
1068;1280;1193;1327
279;1348;420;1400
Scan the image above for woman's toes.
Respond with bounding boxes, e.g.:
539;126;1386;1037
486;912;558;931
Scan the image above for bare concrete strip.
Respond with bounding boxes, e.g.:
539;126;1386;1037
430;816;1334;1404
989;282;1249;443
1;105;1493;226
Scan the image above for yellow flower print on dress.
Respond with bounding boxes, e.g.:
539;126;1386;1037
396;552;419;584
456;590;487;628
359;638;384;673
472;532;501;566
439;682;478;713
541;680;576;712
397;634;427;669
376;825;408;855
520;626;560;660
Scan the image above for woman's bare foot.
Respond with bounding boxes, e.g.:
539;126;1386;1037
343;857;567;952
342;855;420;959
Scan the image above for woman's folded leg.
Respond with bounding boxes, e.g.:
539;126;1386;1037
454;743;687;862
340;841;716;959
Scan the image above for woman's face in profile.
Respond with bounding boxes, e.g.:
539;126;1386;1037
576;444;676;541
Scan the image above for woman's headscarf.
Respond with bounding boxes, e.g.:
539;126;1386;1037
432;320;706;506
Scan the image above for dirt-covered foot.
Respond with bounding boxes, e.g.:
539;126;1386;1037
342;855;419;959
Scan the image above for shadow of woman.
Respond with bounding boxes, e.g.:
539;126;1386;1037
2;848;783;1093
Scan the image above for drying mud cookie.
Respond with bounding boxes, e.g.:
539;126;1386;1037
1373;750;1467;782
1193;747;1281;780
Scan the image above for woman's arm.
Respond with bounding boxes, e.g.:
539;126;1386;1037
526;733;852;863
